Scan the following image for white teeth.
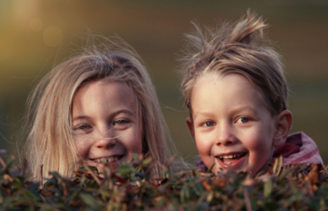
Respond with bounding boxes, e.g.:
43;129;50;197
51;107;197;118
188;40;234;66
95;157;118;163
108;157;116;162
219;153;245;160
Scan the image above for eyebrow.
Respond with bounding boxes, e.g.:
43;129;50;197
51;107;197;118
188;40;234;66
231;106;258;115
72;109;135;122
193;111;212;120
193;106;258;120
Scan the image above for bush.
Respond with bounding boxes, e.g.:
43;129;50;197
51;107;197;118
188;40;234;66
0;155;327;210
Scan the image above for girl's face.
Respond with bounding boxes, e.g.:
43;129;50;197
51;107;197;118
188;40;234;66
187;73;282;175
72;80;143;173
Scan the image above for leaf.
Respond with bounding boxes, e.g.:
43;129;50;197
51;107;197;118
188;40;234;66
132;153;139;160
212;177;226;188
208;163;215;173
264;179;272;199
202;181;211;191
180;183;190;203
1;154;328;210
141;157;153;167
79;193;99;209
192;183;203;196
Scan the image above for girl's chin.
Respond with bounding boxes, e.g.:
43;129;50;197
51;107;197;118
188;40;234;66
86;160;121;175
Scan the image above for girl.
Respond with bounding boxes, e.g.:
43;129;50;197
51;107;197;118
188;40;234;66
21;37;186;181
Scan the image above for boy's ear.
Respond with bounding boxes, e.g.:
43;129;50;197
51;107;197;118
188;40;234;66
273;110;293;147
186;117;195;140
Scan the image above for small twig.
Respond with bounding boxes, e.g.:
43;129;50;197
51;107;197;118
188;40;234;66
39;165;43;189
0;155;6;169
83;163;101;185
165;153;178;167
243;188;252;211
154;160;168;171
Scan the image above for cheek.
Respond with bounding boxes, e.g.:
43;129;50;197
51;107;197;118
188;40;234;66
195;133;213;161
74;137;90;158
243;127;273;151
244;132;274;172
195;140;209;155
121;128;143;155
195;131;213;149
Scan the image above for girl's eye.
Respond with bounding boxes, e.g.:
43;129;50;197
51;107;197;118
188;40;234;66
113;119;131;125
203;121;215;127
73;124;91;131
238;117;249;123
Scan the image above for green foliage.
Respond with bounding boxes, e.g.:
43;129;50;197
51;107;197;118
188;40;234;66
0;156;327;211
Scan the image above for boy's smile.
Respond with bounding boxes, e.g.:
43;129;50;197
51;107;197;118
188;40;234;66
216;151;248;168
187;73;283;174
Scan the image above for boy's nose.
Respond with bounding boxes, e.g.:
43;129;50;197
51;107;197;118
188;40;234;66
216;124;237;146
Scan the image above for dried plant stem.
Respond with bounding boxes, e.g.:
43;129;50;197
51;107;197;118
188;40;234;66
83;163;101;185
0;155;6;169
165;153;178;167
243;188;252;211
39;165;43;189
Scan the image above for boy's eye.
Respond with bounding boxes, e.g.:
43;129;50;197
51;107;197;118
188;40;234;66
238;117;249;123
203;121;215;127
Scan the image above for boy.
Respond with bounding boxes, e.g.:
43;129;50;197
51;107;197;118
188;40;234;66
180;12;323;174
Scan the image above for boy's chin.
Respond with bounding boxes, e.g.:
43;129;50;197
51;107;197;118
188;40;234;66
211;163;270;176
253;163;271;176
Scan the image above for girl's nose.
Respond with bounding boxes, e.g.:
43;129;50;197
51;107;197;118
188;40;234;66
216;124;237;146
95;127;117;149
95;138;117;149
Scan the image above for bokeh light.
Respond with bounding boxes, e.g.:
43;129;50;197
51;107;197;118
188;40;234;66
29;18;43;32
0;0;328;164
42;26;63;47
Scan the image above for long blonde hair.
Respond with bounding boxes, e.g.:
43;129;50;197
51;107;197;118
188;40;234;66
22;37;186;181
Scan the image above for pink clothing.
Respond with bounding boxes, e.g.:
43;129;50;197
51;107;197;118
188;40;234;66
273;132;323;165
195;132;323;172
194;159;208;172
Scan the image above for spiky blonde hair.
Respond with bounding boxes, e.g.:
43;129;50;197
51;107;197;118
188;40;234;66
181;11;288;116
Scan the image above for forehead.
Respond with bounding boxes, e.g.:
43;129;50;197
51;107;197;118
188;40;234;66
77;79;134;99
72;80;137;114
194;72;260;93
191;73;269;114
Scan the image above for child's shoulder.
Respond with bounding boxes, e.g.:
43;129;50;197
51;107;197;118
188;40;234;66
273;132;324;165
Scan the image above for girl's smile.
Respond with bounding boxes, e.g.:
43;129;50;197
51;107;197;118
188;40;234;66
90;155;123;164
72;80;143;174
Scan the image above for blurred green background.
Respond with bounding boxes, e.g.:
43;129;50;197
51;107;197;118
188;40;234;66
0;0;327;163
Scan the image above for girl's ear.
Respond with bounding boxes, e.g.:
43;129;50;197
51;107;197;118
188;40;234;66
273;110;293;147
186;117;195;140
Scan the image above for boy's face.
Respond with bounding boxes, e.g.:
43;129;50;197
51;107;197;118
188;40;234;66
187;73;282;174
